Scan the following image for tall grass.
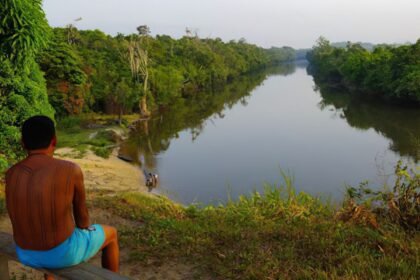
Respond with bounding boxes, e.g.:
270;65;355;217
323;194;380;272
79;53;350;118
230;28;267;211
96;167;419;279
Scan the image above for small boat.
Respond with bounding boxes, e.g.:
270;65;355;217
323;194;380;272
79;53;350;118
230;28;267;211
117;154;134;162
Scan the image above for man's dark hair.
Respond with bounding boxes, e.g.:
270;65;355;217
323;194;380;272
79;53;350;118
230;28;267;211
22;116;56;150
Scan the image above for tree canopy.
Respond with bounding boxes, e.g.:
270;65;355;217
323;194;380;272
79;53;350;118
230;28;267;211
307;37;420;103
38;27;296;117
0;0;54;169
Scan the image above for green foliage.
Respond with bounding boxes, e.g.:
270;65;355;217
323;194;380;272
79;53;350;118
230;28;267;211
345;161;419;231
38;35;87;117
0;58;55;163
266;46;296;64
57;117;122;159
0;155;8;173
96;174;419;279
0;0;55;167
39;28;296;116
307;37;420;103
0;0;51;68
58;115;83;131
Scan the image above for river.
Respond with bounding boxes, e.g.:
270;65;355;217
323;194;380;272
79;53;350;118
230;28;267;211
120;63;420;204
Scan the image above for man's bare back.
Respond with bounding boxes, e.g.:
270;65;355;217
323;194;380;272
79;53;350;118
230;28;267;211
5;116;119;275
6;154;89;250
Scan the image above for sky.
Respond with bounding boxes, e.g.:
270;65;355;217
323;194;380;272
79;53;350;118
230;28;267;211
43;0;420;49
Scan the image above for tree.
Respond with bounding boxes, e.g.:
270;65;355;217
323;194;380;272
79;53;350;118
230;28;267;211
126;36;151;117
39;25;291;118
0;0;50;68
0;0;54;168
137;25;151;36
124;25;152;117
114;79;137;124
307;37;420;103
38;39;87;116
66;17;82;44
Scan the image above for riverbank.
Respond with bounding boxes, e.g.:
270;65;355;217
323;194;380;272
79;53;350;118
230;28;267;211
0;118;418;279
306;39;420;104
0;116;208;279
55;148;147;194
92;172;419;279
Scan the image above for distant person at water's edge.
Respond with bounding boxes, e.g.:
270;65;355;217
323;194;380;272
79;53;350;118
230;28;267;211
5;116;119;279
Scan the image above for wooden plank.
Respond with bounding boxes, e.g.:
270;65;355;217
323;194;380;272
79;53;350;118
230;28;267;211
54;268;101;280
53;264;131;280
69;263;131;279
0;255;10;280
0;232;131;279
0;232;17;258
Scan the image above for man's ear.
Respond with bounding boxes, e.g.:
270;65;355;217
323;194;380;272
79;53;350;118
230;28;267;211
51;135;57;148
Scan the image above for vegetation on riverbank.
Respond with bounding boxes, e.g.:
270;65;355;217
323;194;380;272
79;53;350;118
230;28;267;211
0;0;299;170
94;163;419;279
0;0;55;169
1;156;418;279
39;28;298;119
307;37;420;103
0;2;418;278
56;114;135;159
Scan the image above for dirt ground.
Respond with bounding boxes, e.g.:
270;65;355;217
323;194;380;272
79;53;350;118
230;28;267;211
54;147;148;194
1;149;201;280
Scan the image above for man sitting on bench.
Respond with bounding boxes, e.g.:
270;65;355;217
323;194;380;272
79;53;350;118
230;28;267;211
5;116;119;276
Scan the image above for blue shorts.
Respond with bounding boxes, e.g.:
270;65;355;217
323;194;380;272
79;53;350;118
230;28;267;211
15;224;105;269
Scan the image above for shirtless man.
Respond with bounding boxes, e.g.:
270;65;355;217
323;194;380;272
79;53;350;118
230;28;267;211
5;116;119;277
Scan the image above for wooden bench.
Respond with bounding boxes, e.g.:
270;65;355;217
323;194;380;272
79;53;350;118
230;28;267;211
0;232;131;279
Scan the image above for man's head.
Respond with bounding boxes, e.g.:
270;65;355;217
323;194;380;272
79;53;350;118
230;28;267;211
22;115;56;152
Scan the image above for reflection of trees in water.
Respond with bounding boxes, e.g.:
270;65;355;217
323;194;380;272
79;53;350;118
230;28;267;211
267;63;297;77
120;64;297;169
316;84;420;162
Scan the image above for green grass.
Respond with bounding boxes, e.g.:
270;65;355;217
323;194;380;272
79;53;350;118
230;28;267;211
56;115;127;158
95;175;419;279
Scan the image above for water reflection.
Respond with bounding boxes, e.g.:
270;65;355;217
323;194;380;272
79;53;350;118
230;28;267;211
316;84;420;162
120;64;297;170
119;63;419;204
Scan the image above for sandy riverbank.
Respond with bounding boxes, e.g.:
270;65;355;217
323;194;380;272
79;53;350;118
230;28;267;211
55;147;148;194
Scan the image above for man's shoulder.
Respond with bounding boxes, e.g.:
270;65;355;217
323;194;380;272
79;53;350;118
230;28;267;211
6;157;82;180
5;159;28;178
52;158;82;173
53;158;84;183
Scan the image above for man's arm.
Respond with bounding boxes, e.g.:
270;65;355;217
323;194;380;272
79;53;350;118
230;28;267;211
73;164;90;229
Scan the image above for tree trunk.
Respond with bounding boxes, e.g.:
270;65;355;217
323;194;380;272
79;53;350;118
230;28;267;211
140;72;151;118
118;105;123;126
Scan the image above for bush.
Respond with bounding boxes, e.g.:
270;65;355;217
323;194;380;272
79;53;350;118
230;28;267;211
58;116;83;130
95;173;419;279
0;155;8;173
342;161;419;231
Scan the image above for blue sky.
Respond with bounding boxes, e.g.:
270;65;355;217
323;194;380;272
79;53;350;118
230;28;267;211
43;0;420;48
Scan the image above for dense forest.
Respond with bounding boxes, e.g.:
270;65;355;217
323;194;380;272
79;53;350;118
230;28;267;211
38;28;297;118
307;37;420;103
0;0;297;170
